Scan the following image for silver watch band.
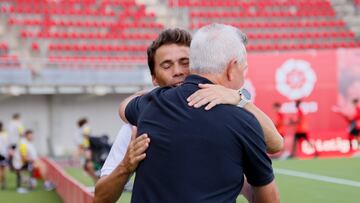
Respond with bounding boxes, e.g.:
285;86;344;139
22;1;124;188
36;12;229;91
237;99;249;108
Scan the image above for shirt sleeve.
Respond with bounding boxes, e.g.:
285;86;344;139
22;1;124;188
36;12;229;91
100;124;132;177
241;114;275;187
125;93;152;126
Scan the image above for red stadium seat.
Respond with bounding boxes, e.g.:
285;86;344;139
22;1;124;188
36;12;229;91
175;0;359;51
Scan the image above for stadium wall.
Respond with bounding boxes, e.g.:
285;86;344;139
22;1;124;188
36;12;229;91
0;94;130;156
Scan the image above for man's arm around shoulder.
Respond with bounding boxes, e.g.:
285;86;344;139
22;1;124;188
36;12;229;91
94;129;150;203
119;91;144;123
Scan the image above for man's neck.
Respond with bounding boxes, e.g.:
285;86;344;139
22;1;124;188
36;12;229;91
194;73;223;86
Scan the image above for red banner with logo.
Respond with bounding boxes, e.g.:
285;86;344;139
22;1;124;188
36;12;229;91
246;49;360;157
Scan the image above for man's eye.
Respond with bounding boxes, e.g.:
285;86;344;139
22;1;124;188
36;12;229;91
180;60;189;66
162;64;171;69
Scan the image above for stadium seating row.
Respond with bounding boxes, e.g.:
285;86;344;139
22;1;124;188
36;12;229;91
190;11;335;17
169;0;332;7
21;31;157;40
191;21;346;29
8;19;162;29
246;32;355;39
45;41;360;53
11;0;135;5
21;31;353;41
2;5;155;18
48;44;147;52
48;56;146;62
246;41;360;51
0;55;20;68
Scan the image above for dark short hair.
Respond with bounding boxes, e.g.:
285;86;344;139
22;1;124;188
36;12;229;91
273;102;281;108
25;129;33;136
78;118;88;127
295;99;302;108
13;113;20;119
353;98;359;104
147;28;192;76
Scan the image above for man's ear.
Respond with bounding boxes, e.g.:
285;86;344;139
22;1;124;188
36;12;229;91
151;74;159;86
226;59;238;81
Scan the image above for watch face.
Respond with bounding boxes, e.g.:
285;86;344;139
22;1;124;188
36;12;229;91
241;88;251;100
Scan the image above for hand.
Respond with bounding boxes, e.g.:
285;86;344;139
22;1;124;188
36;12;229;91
122;126;150;173
187;84;240;110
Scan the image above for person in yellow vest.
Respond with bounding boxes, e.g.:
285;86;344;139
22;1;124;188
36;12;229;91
13;130;55;192
0;122;9;190
7;113;25;171
76;118;98;182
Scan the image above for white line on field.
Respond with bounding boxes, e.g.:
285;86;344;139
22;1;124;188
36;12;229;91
274;168;360;187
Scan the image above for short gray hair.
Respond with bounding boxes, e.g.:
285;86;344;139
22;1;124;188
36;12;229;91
190;23;248;74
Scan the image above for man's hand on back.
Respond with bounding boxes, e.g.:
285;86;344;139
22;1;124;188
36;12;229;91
187;84;240;110
121;126;150;173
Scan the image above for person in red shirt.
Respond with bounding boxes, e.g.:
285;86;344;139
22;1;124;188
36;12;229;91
290;99;316;158
333;98;360;151
350;99;360;148
273;102;286;137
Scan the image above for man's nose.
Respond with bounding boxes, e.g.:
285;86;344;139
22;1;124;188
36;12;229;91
173;64;185;76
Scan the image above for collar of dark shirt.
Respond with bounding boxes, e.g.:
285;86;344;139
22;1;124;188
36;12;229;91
183;74;214;86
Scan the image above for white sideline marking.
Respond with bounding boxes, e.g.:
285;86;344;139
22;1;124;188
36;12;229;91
274;168;360;187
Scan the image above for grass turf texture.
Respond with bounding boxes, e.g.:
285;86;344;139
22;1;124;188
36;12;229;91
0;170;63;203
65;157;360;203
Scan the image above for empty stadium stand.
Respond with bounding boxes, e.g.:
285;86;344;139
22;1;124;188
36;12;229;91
0;0;360;69
169;0;360;51
0;0;162;67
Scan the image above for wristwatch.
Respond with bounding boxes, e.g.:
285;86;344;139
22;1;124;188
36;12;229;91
237;88;251;108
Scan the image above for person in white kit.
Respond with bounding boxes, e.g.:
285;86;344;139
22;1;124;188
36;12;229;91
7;113;25;172
8;113;25;148
95;28;283;203
0;121;9;190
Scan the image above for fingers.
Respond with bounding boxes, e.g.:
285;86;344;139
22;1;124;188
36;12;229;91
187;89;213;106
133;134;150;150
193;95;218;108
188;83;237;109
124;133;150;172
130;154;147;165
198;83;213;89
187;84;214;104
204;98;220;111
133;143;149;159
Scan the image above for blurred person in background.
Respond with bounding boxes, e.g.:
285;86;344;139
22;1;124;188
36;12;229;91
0;121;9;190
290;99;317;158
7;113;25;170
350;98;360;148
12;130;54;193
333;98;360;151
76;117;91;156
273;102;286;137
273;102;290;158
8;113;25;149
76;118;98;183
95;27;282;203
